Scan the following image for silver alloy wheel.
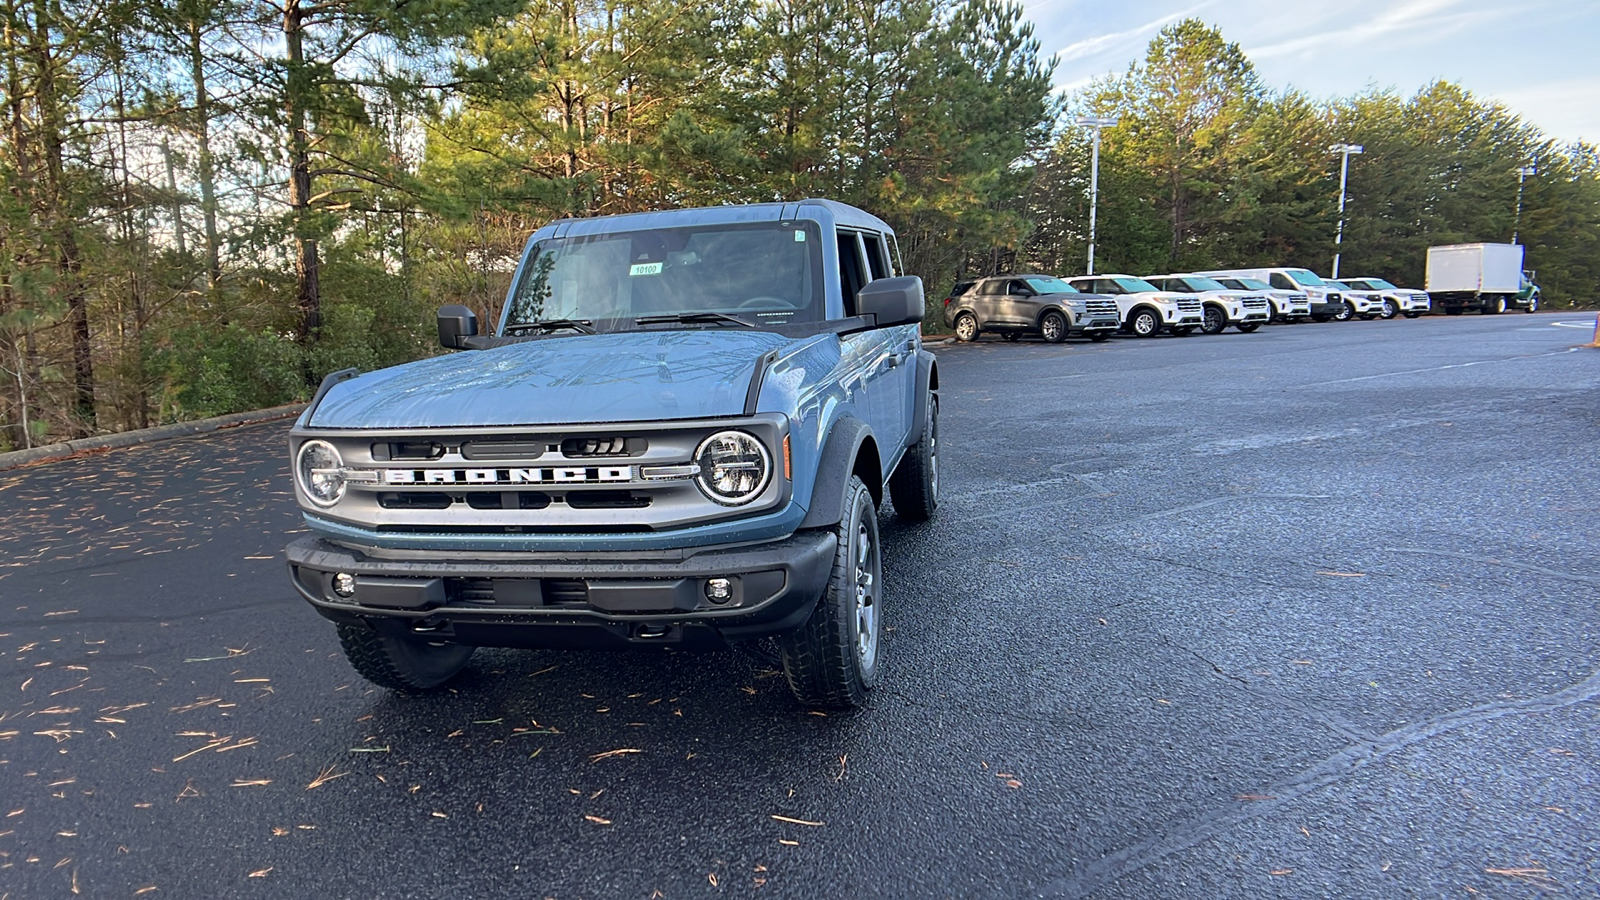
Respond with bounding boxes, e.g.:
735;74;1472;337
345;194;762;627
1041;313;1064;341
1381;300;1398;319
955;314;977;341
1132;310;1159;336
853;518;878;671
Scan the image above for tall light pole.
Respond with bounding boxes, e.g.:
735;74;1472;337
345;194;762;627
1075;115;1119;275
1512;164;1537;245
1329;143;1363;280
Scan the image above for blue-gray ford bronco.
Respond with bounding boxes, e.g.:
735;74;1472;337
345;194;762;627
284;200;940;709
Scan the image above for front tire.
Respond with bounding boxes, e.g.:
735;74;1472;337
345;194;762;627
780;477;882;710
1525;296;1539;313
1129;308;1163;337
1380;300;1398;319
336;625;475;693
888;392;938;522
953;313;979;342
1333;302;1354;322
1200;305;1226;335
1040;310;1068;343
1236;322;1262;333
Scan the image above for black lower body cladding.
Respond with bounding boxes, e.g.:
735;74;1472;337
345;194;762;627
285;531;836;651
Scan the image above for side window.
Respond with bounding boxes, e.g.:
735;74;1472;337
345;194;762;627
1269;273;1293;291
1095;279;1120;294
836;231;867;315
862;232;890;281
1008;280;1031;296
979;279;1004;295
887;234;903;276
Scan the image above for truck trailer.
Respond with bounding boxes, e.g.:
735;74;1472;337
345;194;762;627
1425;243;1537;315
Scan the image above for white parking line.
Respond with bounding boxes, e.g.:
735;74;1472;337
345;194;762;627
1306;347;1581;386
1551;320;1597;329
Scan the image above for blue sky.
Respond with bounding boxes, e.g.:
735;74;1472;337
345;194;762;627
1023;0;1598;145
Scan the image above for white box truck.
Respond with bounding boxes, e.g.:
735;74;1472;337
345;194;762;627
1425;243;1532;315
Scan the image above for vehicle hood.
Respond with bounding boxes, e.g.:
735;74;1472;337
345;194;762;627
305;330;797;429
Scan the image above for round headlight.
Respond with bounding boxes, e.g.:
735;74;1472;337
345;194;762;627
694;431;772;506
296;440;346;507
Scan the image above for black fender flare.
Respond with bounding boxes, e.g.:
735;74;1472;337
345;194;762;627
907;351;938;446
799;417;878;530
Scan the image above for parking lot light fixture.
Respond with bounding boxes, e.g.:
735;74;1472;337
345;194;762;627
1513;164;1537;245
1330;143;1363;280
1074;115;1119;275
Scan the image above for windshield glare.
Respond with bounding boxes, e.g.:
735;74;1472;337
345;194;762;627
1024;276;1078;294
1236;278;1271;290
503;222;823;330
1183;276;1228;291
1286;268;1325;286
1363;278;1398;289
1113;276;1161;293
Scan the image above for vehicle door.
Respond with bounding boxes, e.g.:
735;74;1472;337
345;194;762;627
838;229;908;468
999;279;1039;327
971;278;1006;328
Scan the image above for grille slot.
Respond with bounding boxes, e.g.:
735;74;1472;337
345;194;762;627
378;492;452;510
455;579;497;605
544;579;588;604
376;441;444;461
561;436;647;458
461;439;547;460
565;490;651;510
464;492;553;510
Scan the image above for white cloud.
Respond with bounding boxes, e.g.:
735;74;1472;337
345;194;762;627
1055;4;1213;62
1245;0;1501;61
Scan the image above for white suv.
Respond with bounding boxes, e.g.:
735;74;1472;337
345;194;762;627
1325;279;1390;321
1342;277;1430;319
1146;274;1270;334
1211;275;1310;322
1064;275;1203;338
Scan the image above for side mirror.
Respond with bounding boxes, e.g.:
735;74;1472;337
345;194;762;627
856;276;924;328
437;305;479;349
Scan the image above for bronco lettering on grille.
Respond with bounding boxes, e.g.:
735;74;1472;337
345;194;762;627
381;466;634;485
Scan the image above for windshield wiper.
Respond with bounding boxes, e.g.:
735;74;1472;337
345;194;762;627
634;311;758;328
504;318;595;335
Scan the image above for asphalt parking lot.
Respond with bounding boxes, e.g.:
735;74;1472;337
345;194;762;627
3;313;1597;898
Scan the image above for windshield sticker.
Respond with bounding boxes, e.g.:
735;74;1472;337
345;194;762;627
629;262;663;277
794;231;806;242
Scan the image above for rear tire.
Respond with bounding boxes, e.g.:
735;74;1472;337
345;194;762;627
1040;310;1068;344
1236;322;1262;333
1403;311;1422;319
336;625;475;693
1483;295;1506;315
954;313;979;342
779;477;882;710
888;392;938;522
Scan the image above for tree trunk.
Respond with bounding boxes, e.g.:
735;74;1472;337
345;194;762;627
284;0;320;346
187;14;221;293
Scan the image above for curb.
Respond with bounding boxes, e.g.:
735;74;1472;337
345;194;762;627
0;403;307;473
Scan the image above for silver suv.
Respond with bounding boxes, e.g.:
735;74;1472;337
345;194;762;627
1064;275;1203;338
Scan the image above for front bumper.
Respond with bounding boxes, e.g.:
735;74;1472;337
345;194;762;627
1072;316;1121;334
1309;300;1343;316
285;531;836;650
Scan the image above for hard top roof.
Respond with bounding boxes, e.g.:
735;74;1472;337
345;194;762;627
533;199;893;241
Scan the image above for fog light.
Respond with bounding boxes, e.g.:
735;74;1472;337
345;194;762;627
332;573;356;598
705;577;734;604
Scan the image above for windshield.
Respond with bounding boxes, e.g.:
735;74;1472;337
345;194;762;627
503;221;823;331
1362;278;1398;290
1112;276;1161;293
1286;268;1325;287
1182;276;1228;291
1326;280;1351;290
1235;278;1271;290
1024;276;1078;295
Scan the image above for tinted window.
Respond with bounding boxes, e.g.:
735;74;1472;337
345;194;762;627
836;232;867;314
1269;273;1294;290
1111;276;1160;293
948;280;976;298
979;279;1005;295
1023;276;1078;294
861;232;890;281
